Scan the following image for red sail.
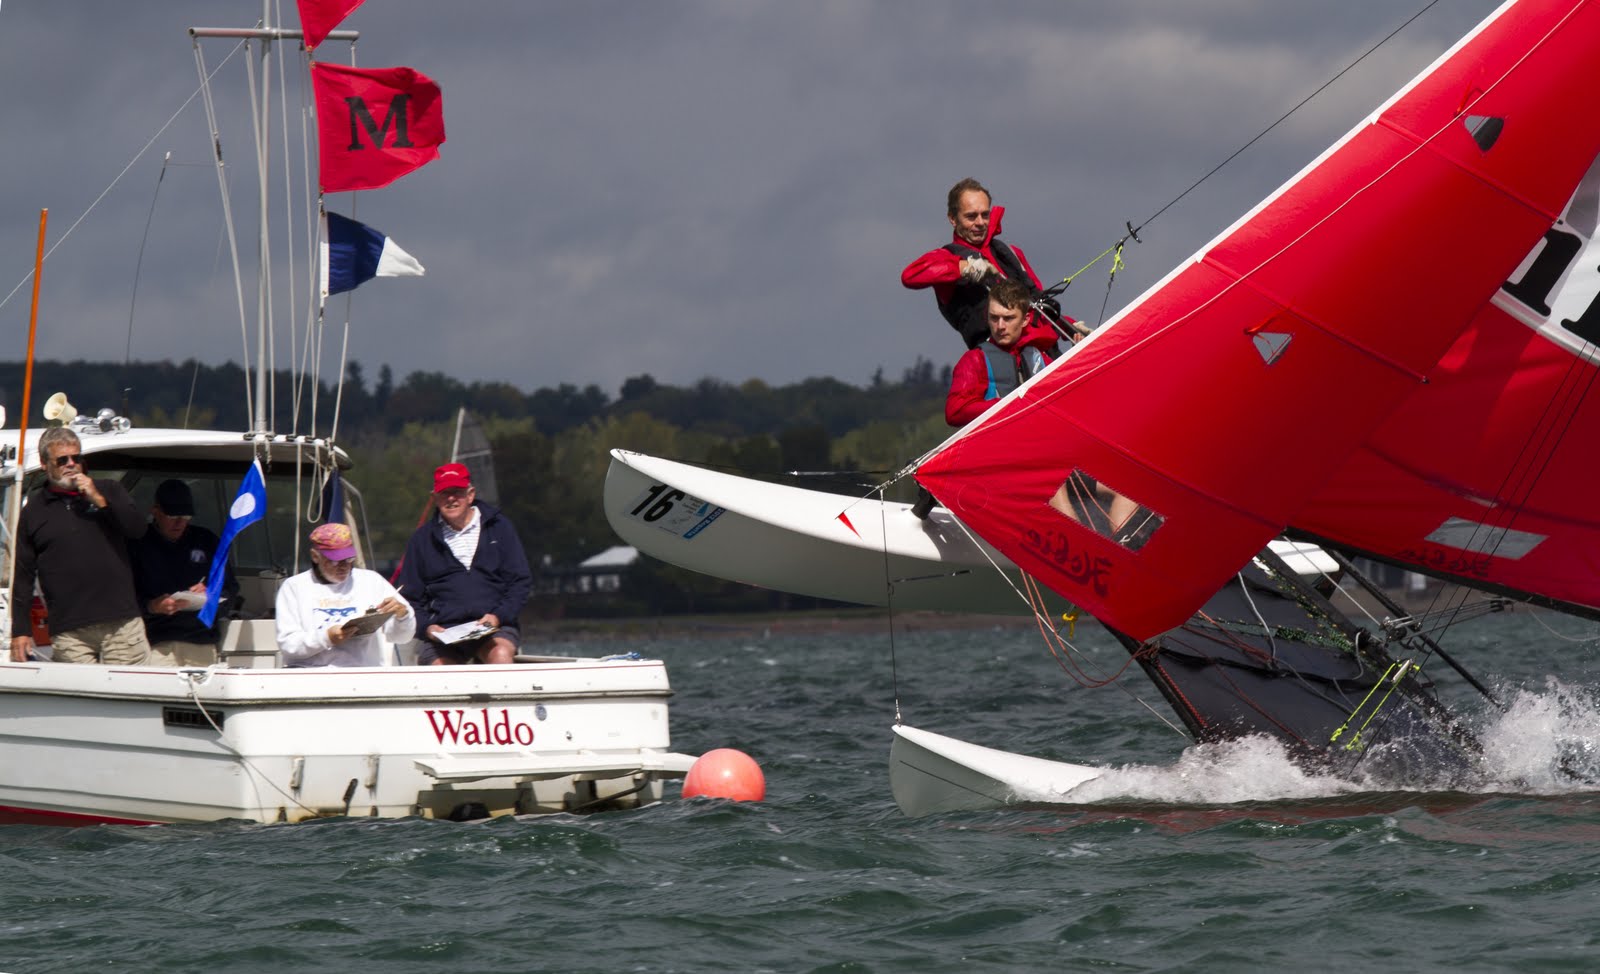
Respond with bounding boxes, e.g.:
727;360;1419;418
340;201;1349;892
916;0;1600;639
1295;201;1600;611
313;63;446;193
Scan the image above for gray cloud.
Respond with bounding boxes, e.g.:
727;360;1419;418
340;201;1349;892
0;1;1500;402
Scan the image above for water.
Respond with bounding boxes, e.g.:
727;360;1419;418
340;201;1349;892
5;611;1600;972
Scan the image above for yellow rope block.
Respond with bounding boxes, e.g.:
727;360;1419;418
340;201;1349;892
1061;609;1078;640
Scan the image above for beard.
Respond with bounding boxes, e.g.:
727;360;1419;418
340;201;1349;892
47;469;77;491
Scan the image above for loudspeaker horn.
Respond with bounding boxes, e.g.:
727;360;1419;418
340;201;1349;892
42;393;77;426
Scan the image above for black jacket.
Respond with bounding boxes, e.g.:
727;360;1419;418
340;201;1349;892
11;480;145;637
128;523;239;645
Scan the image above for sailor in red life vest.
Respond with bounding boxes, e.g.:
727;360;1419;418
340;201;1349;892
945;279;1062;427
902;177;1056;349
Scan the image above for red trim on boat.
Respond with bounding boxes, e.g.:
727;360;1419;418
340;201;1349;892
0;804;160;827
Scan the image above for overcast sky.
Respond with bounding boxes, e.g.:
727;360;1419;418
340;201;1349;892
0;1;1503;404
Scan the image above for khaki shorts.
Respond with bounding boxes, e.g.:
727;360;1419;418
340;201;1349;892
51;617;151;665
148;639;219;667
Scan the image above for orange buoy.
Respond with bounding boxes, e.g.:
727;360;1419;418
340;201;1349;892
682;748;765;802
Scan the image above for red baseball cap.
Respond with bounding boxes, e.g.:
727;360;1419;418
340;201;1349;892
433;463;472;493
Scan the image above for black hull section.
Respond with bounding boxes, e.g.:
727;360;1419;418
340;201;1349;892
1109;553;1482;785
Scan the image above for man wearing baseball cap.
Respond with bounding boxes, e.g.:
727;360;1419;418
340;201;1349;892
397;463;532;664
275;522;415;666
128;478;239;666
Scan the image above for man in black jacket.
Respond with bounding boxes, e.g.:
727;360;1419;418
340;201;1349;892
128;479;238;666
9;428;150;664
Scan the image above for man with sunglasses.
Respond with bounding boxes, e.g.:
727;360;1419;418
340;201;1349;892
397;463;532;665
9;427;150;664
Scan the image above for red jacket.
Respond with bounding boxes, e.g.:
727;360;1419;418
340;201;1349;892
945;319;1060;427
903;229;1046;349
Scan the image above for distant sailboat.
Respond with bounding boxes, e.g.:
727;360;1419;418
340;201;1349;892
451;406;500;505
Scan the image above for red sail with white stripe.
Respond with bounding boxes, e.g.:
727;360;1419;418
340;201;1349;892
915;0;1600;639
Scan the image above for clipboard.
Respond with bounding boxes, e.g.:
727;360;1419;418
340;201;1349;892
340;610;394;636
436;621;497;645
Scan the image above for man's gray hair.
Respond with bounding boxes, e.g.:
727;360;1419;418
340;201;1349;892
38;426;81;457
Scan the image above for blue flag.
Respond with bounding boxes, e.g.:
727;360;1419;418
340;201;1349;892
199;460;267;627
321;210;425;296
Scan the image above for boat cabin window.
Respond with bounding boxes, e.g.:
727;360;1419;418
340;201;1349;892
1048;470;1163;551
18;457;367;617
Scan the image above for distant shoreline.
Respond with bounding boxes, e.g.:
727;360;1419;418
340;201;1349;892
523;608;1038;642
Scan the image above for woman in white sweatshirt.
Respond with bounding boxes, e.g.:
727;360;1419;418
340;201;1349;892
275;523;415;667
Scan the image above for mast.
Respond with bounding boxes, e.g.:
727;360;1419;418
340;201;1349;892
187;19;358;435
255;0;271;435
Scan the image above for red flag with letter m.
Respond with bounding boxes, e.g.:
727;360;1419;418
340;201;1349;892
313;63;445;193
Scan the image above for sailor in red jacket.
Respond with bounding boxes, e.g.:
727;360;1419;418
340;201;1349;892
902;177;1049;349
945;279;1062;427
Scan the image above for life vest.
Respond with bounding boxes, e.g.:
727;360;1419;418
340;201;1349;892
939;238;1035;349
978;340;1052;402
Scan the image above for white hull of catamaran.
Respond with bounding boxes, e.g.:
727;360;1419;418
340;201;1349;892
890;724;1102;817
0;657;696;826
604;449;1072;616
606;450;1336;617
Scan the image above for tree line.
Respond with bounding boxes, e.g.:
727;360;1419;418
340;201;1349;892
0;358;956;615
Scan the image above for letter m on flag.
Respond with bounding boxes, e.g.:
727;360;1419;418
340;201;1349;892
313;63;446;193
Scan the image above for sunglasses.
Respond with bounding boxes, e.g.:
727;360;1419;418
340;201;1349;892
49;453;82;466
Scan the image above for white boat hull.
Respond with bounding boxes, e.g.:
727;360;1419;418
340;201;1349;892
0;657;696;825
605;449;1071;615
890;724;1102;817
605;450;1336;617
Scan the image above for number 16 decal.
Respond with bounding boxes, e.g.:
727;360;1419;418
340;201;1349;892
622;482;727;539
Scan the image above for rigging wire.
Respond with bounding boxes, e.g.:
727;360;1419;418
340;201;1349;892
918;499;1191;739
877;485;903;726
0;45;246;319
194;38;259;433
124;153;171;368
1133;0;1447;238
1046;0;1449;323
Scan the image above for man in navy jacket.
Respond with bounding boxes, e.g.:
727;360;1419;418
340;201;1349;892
397;463;532;665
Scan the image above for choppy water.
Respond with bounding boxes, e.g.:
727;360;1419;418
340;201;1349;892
5;610;1600;972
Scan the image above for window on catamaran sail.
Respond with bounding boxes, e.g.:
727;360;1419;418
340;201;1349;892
1047;470;1163;551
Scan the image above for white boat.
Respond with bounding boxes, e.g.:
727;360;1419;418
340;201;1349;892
889;725;1099;818
606;448;1336;618
0;12;700;826
0;423;696;825
604;448;1074;616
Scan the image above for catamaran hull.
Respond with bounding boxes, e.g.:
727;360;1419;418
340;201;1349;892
606;449;1068;615
890;724;1101;816
0;659;696;825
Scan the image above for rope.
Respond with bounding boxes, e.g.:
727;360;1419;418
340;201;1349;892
1525;608;1600;645
1329;660;1414;752
183;669;322;820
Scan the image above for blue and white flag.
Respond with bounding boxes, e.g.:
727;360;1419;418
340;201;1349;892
320;210;425;297
199;460;267;627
